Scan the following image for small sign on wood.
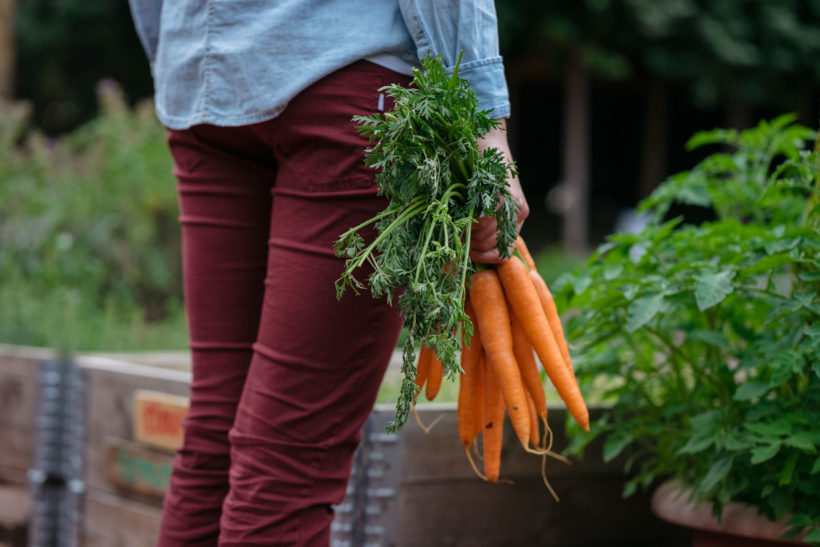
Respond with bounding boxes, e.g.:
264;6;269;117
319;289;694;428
133;390;189;452
103;437;173;500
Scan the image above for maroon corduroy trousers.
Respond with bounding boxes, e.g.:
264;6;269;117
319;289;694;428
156;61;410;546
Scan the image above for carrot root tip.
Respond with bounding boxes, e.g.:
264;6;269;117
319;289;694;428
412;404;444;434
544;419;555;453
524;445;548;456
545;450;571;465
541;454;560;503
471;439;484;462
464;447;489;482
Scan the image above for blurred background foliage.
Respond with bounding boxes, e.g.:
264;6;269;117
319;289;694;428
499;0;820;108
1;0;820;351
0;84;186;353
13;0;152;132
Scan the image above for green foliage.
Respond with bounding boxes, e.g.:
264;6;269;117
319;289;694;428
498;0;820;108
13;0;820;136
558;115;820;540
14;0;153;133
335;55;518;432
533;247;587;286
0;83;186;354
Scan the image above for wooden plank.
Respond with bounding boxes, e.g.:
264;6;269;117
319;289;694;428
101;438;173;501
396;478;690;547
78;357;189;501
80;351;191;371
0;346;47;478
0;483;30;533
77;356;191;447
83;490;163;547
132;390;189;453
0;353;39;429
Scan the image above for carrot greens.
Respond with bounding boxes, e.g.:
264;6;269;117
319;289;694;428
334;54;518;432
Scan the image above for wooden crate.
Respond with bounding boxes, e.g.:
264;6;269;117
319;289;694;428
74;354;190;501
71;352;691;547
396;404;691;547
74;354;190;546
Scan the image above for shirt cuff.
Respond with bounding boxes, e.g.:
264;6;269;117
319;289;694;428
456;56;510;120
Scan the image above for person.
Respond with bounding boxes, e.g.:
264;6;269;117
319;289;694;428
126;1;529;544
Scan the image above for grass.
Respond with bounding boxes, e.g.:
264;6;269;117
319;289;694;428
0;281;189;356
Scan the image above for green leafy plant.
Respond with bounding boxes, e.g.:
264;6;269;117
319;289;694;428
557;114;820;541
335;54;518;432
0;83;187;353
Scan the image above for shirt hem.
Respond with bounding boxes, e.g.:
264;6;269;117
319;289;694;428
365;53;418;76
155;103;288;130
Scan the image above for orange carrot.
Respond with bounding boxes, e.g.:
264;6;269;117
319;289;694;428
466;303;485;442
497;258;589;432
458;301;483;448
510;305;547;421
469;269;531;449
525;390;540;449
515;236;537;271
426;353;444;401
473;354;486;441
414;343;434;392
483;354;505;483
457;368;475;448
530;269;575;382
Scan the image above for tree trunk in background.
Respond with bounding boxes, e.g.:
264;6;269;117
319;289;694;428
639;79;668;199
725;101;751;130
797;83;816;128
0;0;14;99
562;50;590;253
505;55;551;159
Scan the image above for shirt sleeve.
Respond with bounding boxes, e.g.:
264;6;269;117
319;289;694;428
398;0;511;119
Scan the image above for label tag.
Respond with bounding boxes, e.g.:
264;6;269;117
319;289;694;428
133;390;189;452
102;437;173;499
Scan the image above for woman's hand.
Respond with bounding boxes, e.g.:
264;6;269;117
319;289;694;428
470;119;529;263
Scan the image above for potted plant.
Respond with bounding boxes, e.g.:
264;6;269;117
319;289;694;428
556;115;820;543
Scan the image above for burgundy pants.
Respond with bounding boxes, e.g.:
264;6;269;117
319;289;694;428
157;61;410;546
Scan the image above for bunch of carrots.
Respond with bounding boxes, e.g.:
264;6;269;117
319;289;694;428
413;236;589;499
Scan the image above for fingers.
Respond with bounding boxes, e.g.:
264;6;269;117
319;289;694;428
469;247;503;264
469;203;523;264
472;230;498;252
470;219;515;264
471;220;498;243
469;117;531;265
471;217;498;246
515;195;530;230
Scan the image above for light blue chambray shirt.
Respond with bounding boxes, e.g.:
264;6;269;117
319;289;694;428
127;0;511;130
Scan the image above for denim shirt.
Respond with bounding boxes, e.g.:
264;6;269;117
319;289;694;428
127;0;510;129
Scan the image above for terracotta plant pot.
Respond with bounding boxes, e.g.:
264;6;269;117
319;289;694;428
651;480;806;547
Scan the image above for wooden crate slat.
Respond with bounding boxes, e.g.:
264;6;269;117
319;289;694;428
0;346;48;476
83;490;163;547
